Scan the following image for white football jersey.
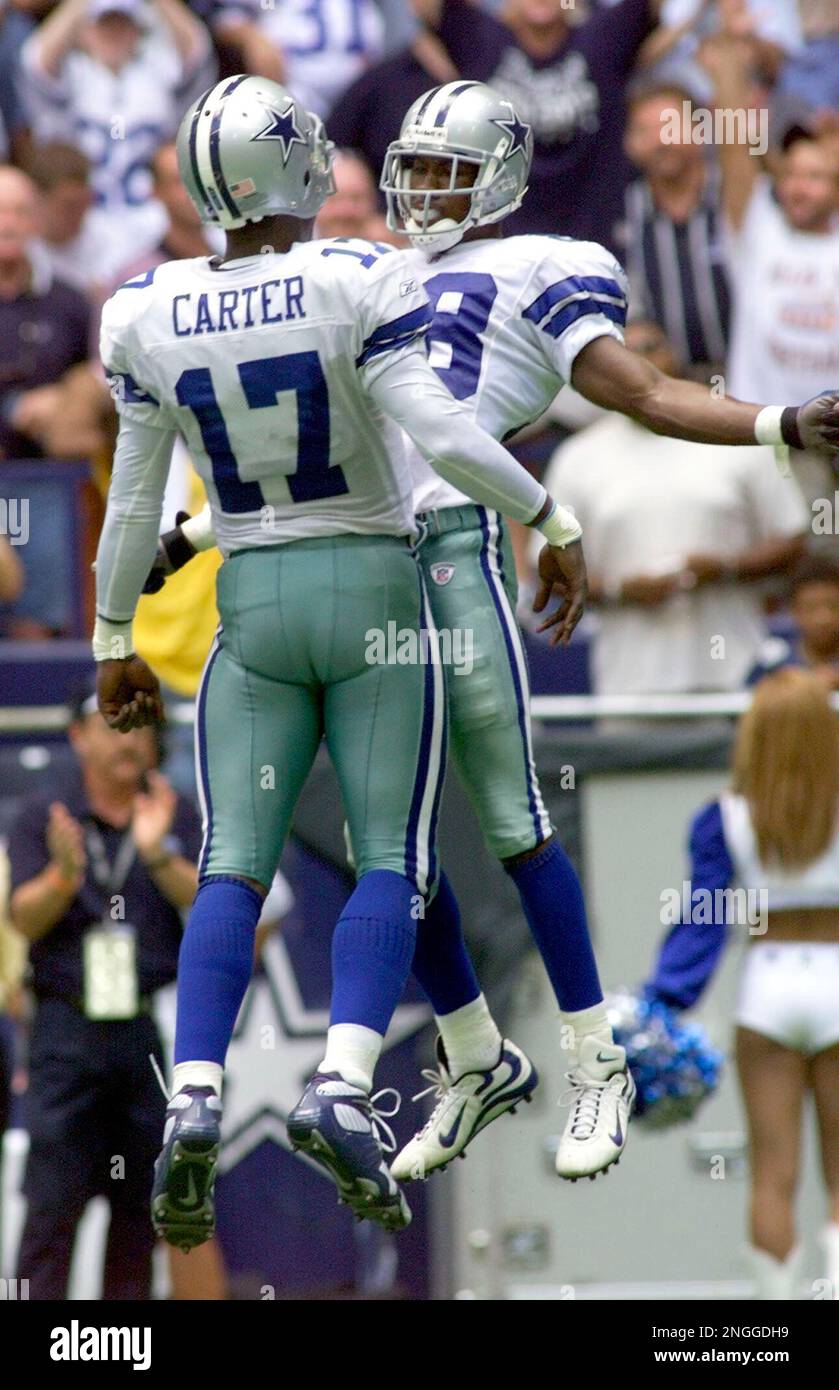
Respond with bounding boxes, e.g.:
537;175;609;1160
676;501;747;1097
100;238;430;554
216;0;385;116
20;25;210;237
406;235;628;515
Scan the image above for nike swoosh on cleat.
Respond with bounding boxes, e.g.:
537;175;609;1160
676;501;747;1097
439;1100;469;1150
479;1050;522;1106
596;1052;622;1065
610;1117;623;1148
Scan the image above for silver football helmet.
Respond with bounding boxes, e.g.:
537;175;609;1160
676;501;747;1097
381;81;533;253
176;75;335;230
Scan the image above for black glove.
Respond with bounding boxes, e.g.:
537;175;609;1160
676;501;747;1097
142;512;198;594
782;392;839;454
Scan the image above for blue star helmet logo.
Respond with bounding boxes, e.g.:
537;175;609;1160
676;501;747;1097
491;111;531;160
252;102;308;167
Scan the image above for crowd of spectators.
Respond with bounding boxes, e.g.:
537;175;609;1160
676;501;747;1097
0;0;835;690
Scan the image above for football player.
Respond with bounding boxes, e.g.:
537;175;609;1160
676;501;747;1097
92;76;586;1244
378;81;839;1184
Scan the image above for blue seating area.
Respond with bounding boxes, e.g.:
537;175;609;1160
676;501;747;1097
0;460;92;637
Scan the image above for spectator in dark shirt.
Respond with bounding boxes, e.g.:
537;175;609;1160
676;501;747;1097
0;165;91;462
407;0;656;246
8;685;201;1300
325;24;461;199
620;81;731;380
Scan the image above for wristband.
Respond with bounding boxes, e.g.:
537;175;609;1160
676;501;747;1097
754;406;784;445
181;505;216;552
780;406;804;451
161;525;197;573
753;407;793;478
754;405;805;450
534;500;582;549
92;615;135;662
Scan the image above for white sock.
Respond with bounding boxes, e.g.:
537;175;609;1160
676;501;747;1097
747;1244;802;1300
436;994;502;1079
320;1023;382;1092
822;1223;839;1299
560;1002;614;1063
172;1061;223;1099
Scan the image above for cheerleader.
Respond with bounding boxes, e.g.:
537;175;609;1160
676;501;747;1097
645;668;839;1299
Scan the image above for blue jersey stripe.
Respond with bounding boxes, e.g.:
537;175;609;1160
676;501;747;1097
355;303;431;367
541;297;626;341
116;268;157;291
523;274;626;328
107;370;159;406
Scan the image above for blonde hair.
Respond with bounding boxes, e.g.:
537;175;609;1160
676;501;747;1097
732;668;839;868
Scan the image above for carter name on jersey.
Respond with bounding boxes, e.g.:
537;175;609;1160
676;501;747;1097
172;275;306;337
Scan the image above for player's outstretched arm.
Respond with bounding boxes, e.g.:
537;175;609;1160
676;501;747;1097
571;335;839;454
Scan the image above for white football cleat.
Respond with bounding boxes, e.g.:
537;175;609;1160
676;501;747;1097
391;1037;538;1182
555;1035;635;1181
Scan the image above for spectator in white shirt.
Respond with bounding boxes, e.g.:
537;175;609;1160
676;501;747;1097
27;141;141;295
704;33;839;517
213;0;385;118
540;320;809;696
19;0;214;257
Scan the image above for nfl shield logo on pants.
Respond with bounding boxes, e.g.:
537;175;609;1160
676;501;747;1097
430;563;456;586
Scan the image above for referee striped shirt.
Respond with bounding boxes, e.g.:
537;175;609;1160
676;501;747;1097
622;164;731;373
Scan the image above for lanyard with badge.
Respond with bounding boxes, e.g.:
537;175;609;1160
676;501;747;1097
82;821;140;1020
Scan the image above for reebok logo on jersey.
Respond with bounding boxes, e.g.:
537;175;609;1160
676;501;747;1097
400;278;418;297
430;563;455;586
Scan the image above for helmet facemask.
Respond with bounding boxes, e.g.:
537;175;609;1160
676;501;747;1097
382;145;502;254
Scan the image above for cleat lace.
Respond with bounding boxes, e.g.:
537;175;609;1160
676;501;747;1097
366;1087;402;1155
559;1071;610;1141
149;1052;170;1102
411;1067;457;1140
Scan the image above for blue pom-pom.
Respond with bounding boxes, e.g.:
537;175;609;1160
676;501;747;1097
605;989;724;1129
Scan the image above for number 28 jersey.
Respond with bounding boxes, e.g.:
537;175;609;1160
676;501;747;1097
406;235;629;515
100;239;430;556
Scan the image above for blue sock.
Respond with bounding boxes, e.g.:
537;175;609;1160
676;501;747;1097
505;839;602;1011
174;876;263;1065
411;871;481;1015
331;869;418;1035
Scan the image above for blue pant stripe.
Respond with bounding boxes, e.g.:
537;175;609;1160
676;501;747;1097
195;635;222;877
476;506;545;847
